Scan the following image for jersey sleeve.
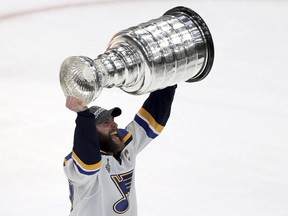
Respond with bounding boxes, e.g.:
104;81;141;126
126;85;177;154
63;109;102;184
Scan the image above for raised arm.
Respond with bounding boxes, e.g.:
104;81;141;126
140;85;177;129
65;96;102;176
127;85;177;153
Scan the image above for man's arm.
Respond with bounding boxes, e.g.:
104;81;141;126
65;96;102;176
126;85;177;154
140;85;177;128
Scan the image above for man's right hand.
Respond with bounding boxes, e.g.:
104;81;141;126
66;96;88;113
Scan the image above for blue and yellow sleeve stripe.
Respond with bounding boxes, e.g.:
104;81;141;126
64;152;102;175
119;128;133;144
134;107;164;139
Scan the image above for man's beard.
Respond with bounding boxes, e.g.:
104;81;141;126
97;129;124;155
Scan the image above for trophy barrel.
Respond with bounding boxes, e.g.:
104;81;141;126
106;6;215;94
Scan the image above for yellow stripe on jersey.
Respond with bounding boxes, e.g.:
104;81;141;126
138;107;164;133
122;132;132;143
72;151;102;171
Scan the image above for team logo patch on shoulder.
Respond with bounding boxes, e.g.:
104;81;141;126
111;170;134;214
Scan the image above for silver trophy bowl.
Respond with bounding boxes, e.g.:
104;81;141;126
60;6;214;104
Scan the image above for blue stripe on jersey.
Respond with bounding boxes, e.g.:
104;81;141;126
64;152;72;166
134;114;158;139
119;128;128;136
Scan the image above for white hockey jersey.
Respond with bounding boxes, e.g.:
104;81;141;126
63;86;176;216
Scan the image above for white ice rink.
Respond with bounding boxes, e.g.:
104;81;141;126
1;0;288;215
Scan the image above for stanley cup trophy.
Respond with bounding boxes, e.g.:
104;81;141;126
60;6;214;104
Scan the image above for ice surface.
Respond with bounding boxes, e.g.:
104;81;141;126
1;0;288;215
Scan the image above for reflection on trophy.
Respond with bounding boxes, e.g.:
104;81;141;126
59;6;214;104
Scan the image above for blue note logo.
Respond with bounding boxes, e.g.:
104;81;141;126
111;170;134;214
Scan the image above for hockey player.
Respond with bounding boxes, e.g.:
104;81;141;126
63;85;176;215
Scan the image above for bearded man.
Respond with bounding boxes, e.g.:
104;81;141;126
63;85;176;216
